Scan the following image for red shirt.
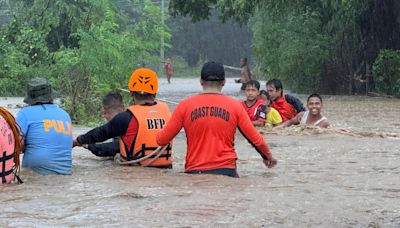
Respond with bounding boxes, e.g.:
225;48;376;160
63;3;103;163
164;63;173;76
156;93;272;172
270;96;297;122
241;99;267;123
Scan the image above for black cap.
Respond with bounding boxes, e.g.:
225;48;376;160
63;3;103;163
201;61;225;81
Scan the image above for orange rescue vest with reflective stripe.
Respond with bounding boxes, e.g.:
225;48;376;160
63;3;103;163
0;117;15;184
119;102;173;167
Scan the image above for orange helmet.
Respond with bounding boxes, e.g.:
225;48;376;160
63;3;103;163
128;68;158;94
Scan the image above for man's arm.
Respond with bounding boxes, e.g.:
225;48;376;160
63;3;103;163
236;105;276;167
279;112;303;127
87;137;120;157
317;120;330;128
76;112;131;145
252;104;267;127
252;121;265;127
156;104;184;146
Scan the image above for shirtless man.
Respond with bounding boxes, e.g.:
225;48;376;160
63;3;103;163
235;57;252;91
281;93;330;128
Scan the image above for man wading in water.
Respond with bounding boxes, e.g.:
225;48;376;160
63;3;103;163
280;93;330;128
157;61;277;177
235;57;252;91
83;92;125;157
74;68;173;168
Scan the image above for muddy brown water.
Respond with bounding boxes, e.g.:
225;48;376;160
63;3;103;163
1;78;400;227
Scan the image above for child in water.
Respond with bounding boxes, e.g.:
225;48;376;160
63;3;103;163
259;90;283;127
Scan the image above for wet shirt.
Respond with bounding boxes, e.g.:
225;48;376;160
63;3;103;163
157;93;272;172
270;96;298;122
16;104;72;175
77;111;137;151
241;99;267;123
266;107;283;126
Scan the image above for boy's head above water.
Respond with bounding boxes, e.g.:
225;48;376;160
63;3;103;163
244;80;261;102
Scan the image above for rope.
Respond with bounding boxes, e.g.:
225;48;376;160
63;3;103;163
0;106;23;181
114;145;168;166
118;88;179;105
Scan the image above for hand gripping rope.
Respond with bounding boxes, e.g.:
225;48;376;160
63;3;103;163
113;145;169;166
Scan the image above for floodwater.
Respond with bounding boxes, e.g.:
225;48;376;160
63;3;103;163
1;78;400;227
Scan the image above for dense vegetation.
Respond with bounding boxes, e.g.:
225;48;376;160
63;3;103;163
1;0;399;124
0;0;252;122
0;0;169;122
170;0;400;96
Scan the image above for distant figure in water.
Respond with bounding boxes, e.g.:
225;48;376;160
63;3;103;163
280;93;330;128
82;92;125;157
235;57;252;91
163;58;173;84
157;61;277;178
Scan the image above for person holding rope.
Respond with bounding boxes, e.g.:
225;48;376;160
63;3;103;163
235;57;252;91
163;58;173;84
73;68;173;168
82;92;125;157
0;106;23;184
16;77;73;175
157;61;277;177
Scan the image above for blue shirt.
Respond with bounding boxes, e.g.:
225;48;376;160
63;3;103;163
16;104;72;175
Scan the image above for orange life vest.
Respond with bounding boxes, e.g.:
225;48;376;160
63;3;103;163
0;117;15;184
119;102;173;167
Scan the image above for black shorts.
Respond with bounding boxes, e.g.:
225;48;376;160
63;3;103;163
186;168;239;177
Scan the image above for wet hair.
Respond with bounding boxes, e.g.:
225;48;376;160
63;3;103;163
102;92;124;110
266;79;283;96
260;90;268;96
244;80;260;90
307;93;323;103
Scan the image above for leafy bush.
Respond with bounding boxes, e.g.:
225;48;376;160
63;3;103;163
0;0;170;124
372;49;400;97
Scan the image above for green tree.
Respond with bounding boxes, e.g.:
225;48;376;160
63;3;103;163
169;0;400;95
372;49;400;97
0;0;170;123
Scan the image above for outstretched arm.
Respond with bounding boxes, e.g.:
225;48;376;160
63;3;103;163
237;106;277;168
74;112;131;146
156;104;184;146
279;112;303;127
86;137;120;157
